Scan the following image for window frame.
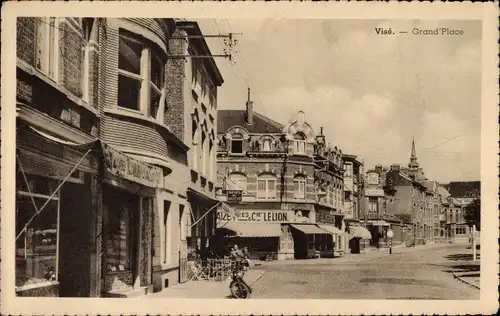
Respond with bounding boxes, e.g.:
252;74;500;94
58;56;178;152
117;29;166;120
35;17;60;82
228;173;248;192
230;133;244;154
262;139;272;152
256;174;277;200
293;175;306;199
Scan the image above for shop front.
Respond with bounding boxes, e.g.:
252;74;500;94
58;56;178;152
15;123;99;297
215;208;297;260
347;223;372;254
99;143;163;297
314;209;346;257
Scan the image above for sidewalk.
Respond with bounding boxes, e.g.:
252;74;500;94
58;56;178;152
147;269;266;299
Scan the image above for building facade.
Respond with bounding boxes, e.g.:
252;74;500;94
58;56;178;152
216;94;347;260
16;17;103;297
14;17;222;297
343;155;372;253
166;20;224;284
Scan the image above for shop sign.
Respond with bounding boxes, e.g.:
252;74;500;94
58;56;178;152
103;144;163;188
227;190;242;203
216;209;296;223
315;211;336;225
365;188;385;197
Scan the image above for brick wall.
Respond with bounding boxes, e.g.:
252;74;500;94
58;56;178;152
17;17;36;65
59;19;84;97
217;160;316;201
165;29;187;142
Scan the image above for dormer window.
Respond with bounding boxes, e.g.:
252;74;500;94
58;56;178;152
293;133;306;155
262;139;272;152
230;133;243;154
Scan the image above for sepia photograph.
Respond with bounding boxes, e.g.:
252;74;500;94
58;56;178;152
1;2;498;315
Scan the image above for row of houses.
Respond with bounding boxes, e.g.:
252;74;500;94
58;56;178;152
359;142;480;249
12;17;480;298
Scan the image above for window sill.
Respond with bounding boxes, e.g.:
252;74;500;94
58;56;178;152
16;280;59;292
17;59;98;116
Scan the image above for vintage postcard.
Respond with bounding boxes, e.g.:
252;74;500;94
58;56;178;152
1;1;498;315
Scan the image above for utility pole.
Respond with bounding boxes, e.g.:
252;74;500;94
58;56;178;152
169;32;242;61
472;224;477;261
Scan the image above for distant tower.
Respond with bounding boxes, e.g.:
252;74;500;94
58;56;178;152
408;138;419;178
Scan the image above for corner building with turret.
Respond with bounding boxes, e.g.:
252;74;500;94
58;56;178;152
215;90;347;260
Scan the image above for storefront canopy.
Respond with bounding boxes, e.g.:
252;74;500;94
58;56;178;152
368;220;390;227
317;225;344;235
219;223;282;237
349;226;372;240
290;224;330;235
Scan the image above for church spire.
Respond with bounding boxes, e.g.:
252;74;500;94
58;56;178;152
409;137;419;170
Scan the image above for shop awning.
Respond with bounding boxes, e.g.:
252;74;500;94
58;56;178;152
317;225;344;235
290;224;330;235
368;220;390;227
218;223;282;237
349;226;372;240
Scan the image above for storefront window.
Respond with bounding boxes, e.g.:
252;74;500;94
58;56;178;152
105;190;137;272
16;174;60;289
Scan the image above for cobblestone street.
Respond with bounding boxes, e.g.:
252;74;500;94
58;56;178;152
251;244;479;300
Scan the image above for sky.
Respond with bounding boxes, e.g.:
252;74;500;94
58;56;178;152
197;19;482;184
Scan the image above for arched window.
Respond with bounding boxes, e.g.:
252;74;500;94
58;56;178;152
293;175;306;199
293;133;306;154
228;173;247;192
262;139;272;152
231;133;244;154
257;174;277;199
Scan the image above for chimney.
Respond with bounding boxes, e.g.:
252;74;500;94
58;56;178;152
320;126;324;135
246;87;253;125
391;164;400;172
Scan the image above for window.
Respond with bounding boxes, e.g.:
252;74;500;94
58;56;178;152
262;139;272;152
118;30;165;119
35;17;59;80
201;132;207;175
163;201;171;264
343;164;353;178
231;133;244;154
293;133;306;154
192;124;199;172
368;197;378;213
16;175;60;288
257;174;277;199
294;176;306;199
228;173;247;192
328;185;334;206
81;18;94;103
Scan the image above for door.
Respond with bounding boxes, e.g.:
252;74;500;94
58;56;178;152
178;205;188;283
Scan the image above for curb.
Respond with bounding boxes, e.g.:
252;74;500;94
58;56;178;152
451;272;480;290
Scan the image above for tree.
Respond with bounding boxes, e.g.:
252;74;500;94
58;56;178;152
464;197;481;231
